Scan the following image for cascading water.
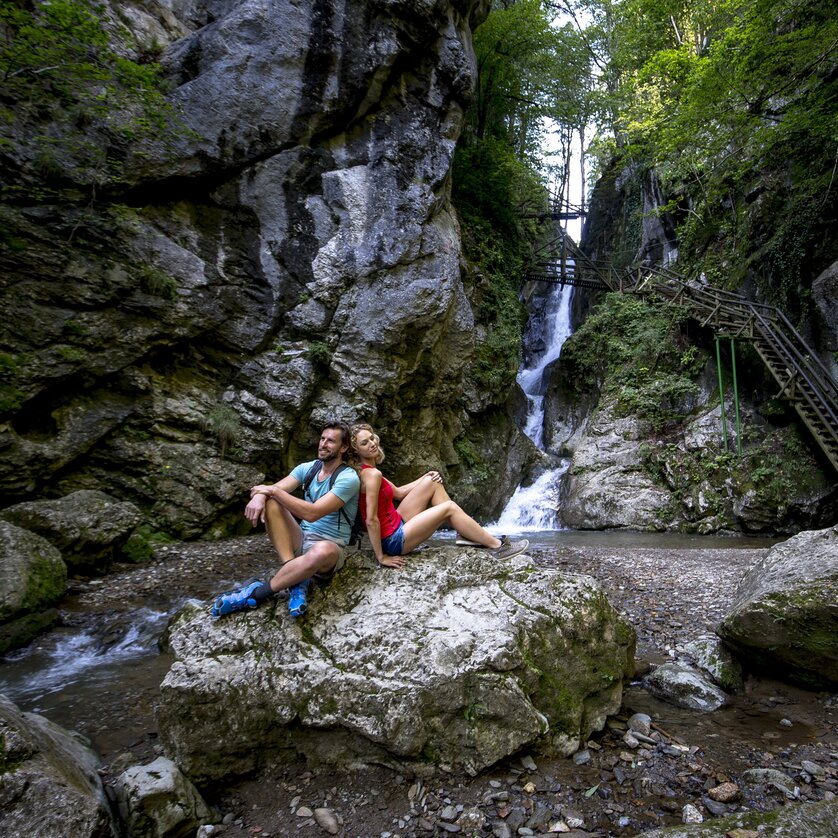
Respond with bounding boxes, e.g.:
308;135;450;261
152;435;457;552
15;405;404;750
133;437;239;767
491;271;575;532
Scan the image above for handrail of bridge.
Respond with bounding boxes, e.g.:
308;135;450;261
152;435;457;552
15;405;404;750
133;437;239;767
626;265;838;405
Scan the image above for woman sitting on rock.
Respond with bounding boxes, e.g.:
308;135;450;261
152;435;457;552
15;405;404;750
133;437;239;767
349;422;528;568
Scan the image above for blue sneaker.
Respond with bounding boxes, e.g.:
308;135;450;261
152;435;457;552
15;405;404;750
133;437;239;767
211;579;266;618
288;579;311;618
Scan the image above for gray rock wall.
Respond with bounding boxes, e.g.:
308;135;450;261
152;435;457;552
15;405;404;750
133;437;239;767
0;0;523;538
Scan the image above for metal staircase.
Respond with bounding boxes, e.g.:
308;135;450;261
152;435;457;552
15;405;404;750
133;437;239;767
524;242;838;473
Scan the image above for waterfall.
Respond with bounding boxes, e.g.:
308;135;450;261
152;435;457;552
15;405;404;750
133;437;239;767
492;274;575;532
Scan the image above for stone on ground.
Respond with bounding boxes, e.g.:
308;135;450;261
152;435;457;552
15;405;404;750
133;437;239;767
643;661;727;712
157;548;635;781
113;756;216;838
682;634;743;693
718;524;838;690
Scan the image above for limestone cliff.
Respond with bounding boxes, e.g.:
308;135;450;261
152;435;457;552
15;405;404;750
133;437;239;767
0;0;530;540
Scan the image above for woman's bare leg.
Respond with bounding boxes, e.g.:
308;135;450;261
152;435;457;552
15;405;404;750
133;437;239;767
401;501;502;553
398;475;452;522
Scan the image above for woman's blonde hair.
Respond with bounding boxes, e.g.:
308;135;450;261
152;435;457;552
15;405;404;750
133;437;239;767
349;423;385;466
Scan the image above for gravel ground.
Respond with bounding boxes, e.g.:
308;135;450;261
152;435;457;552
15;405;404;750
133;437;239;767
55;536;838;836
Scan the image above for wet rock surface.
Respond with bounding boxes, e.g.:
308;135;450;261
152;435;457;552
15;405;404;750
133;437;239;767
5;534;837;837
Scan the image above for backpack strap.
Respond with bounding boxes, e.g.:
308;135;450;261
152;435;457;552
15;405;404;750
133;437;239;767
302;460;354;535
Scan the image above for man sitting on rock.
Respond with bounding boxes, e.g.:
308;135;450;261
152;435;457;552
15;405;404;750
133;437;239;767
211;421;360;619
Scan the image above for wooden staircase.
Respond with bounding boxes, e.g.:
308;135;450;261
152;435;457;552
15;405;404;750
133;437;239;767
524;242;838;473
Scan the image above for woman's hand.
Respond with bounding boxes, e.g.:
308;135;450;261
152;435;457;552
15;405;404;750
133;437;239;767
425;471;443;483
378;555;405;569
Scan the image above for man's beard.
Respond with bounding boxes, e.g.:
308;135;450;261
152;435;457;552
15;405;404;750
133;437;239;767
320;448;342;464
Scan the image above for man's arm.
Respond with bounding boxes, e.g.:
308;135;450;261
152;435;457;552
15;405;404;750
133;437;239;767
244;475;300;526
264;487;344;522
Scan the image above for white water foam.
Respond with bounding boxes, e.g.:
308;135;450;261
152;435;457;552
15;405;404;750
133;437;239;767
0;607;170;705
491;267;575;531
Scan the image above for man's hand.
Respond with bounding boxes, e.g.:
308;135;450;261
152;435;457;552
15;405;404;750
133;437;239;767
244;493;268;526
378;555;405;569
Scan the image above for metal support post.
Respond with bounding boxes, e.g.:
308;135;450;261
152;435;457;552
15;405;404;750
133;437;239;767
715;337;729;452
730;338;742;454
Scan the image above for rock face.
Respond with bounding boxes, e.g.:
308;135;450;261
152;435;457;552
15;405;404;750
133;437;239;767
547;357;834;533
0;695;116;838
0;521;67;653
157;548;635;782
0;490;142;575
0;0;525;537
718;525;838;690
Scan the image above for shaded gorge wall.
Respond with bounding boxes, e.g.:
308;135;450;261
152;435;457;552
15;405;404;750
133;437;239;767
0;0;535;540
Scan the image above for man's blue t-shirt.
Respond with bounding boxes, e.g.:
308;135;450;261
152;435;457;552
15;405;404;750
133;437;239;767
291;460;360;545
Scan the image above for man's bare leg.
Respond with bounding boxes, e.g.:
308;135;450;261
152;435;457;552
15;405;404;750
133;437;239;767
264;498;302;564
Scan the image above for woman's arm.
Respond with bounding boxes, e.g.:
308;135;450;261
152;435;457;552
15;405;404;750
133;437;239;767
391;471;443;501
361;469;403;568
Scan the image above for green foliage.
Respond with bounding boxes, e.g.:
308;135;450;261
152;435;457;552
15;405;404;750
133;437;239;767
0;351;25;413
137;264;178;299
0;0;179;192
204;404;242;457
575;0;838;306
308;341;332;371
560;293;704;429
454;437;490;482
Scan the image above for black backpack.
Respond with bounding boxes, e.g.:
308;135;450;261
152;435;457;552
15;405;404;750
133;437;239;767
301;461;364;547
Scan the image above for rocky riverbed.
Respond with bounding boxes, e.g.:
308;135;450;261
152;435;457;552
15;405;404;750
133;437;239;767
7;534;838;837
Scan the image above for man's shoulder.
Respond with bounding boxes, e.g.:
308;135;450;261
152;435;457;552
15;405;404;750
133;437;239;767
335;463;360;486
291;460;319;480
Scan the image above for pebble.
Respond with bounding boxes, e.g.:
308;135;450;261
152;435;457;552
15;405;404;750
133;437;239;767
622;732;640;749
439;805;458;822
682;803;703;823
523;782;536;794
313;807;339;834
572;749;591;765
222;813;236;825
520;755;538;771
627;713;652;736
779;718;793;728
707;781;740;802
491;822;512;838
547;821;569;833
296;806;314;817
801;760;824;777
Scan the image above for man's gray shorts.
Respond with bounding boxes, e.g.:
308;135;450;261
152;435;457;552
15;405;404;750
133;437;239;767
299;532;347;579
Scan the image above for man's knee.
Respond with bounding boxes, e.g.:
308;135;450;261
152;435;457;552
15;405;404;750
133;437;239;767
304;541;340;572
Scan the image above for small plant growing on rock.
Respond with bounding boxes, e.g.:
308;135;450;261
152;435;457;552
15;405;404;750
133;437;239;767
204;404;242;457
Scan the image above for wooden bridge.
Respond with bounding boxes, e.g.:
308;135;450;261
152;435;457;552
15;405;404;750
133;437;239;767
524;234;838;473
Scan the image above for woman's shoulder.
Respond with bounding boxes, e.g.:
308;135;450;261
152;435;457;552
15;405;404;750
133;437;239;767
359;465;383;481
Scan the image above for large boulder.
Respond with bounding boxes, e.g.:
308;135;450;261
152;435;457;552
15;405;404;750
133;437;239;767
158;548;635;782
718;525;838;689
0;490;142;575
0;521;67;654
0;695;116;838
